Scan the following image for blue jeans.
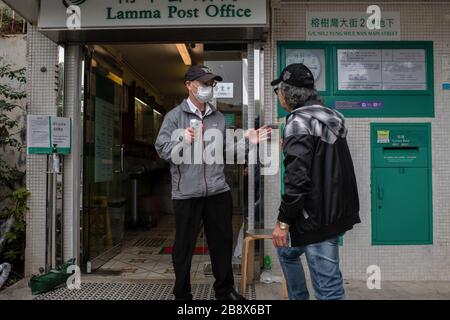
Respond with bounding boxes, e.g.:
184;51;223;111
277;237;345;300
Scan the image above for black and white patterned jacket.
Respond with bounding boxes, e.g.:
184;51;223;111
279;100;361;247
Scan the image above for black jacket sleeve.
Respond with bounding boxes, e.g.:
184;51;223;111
277;134;314;226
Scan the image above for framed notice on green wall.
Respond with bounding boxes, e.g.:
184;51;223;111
277;41;435;118
27;115;72;155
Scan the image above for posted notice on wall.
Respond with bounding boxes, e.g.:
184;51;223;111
214;82;234;99
442;55;450;90
51;117;71;150
94;97;114;183
27;115;72;155
337;49;427;91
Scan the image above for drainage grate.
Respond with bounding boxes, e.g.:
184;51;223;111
133;238;166;247
34;282;256;300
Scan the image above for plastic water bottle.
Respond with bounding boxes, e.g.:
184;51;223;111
260;256;274;284
190;119;201;141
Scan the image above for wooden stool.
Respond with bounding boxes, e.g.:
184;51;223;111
240;229;289;299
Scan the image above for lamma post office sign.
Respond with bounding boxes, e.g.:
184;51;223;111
38;0;268;30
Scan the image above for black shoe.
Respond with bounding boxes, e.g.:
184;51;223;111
216;290;247;300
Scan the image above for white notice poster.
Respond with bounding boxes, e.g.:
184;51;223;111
27;115;51;153
94;97;114;183
51;117;71;150
338;49;427;91
338;49;383;90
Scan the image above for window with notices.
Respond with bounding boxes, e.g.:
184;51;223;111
278;41;434;118
337;49;427;91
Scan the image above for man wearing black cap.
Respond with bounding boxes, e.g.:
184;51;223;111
271;63;360;300
155;65;268;300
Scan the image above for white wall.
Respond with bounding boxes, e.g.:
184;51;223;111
0;35;27;174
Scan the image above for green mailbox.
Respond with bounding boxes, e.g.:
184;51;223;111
371;123;433;245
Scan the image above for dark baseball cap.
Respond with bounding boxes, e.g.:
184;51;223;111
185;65;223;83
271;63;315;89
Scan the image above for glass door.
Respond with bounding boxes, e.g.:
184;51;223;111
205;52;247;273
82;49;127;271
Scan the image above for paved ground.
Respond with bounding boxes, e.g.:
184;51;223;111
255;280;450;300
2;276;450;300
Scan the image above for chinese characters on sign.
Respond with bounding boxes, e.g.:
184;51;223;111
214;82;234;99
27;116;72;154
335;101;384;110
306;12;400;41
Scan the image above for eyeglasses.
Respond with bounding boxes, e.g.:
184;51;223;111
188;80;218;88
201;81;218;88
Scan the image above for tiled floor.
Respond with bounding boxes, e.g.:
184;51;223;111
6;277;450;300
97;214;244;281
32;282;257;300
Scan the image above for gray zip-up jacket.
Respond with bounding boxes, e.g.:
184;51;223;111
155;99;244;199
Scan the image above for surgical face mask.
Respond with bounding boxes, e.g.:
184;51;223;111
194;83;214;103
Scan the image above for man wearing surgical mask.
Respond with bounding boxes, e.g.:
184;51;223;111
156;65;270;300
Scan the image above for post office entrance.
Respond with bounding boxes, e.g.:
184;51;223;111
79;42;256;280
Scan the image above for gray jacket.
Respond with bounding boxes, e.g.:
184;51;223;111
156;99;241;199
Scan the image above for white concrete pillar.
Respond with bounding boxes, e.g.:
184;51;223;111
62;45;83;266
24;24;59;276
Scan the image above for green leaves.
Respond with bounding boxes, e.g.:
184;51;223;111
0;57;26;184
1;187;29;264
0;59;26;83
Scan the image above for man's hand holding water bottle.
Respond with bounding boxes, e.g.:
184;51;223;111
184;127;195;144
184;119;201;144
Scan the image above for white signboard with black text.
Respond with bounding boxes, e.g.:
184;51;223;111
39;0;267;30
306;12;400;41
214;83;234;99
27;116;51;154
51;117;71;150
